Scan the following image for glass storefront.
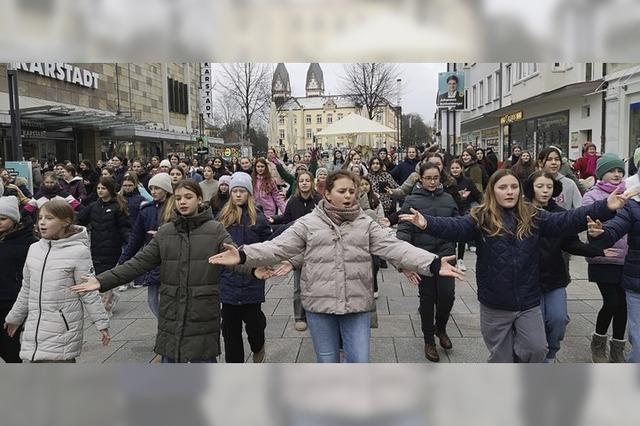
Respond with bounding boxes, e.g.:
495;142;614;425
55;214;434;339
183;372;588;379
509;111;569;159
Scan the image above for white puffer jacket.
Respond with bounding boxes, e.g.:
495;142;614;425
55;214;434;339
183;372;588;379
5;226;109;362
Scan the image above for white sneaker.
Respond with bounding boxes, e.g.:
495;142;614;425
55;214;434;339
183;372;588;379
374;291;379;299
469;246;476;253
117;284;129;292
457;259;467;272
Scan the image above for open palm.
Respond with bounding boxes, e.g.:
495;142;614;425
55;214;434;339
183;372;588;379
209;243;241;266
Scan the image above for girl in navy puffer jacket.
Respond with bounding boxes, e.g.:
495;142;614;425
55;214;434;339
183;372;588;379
400;169;638;363
217;173;272;363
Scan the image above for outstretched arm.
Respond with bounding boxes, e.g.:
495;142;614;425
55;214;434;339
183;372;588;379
399;208;478;242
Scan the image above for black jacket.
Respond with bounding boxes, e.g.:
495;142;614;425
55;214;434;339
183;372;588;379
453;174;483;214
538;200;603;293
77;198;131;272
0;223;37;302
391;157;419;185
397;186;458;257
271;193;322;225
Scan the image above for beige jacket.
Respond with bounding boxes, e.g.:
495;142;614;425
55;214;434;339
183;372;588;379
242;200;438;314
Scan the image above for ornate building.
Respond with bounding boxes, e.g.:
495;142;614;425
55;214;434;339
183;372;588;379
269;63;400;156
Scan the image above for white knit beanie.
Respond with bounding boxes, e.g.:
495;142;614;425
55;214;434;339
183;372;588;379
0;196;20;223
148;172;173;194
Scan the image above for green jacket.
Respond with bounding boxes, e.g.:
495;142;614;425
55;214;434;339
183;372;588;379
97;207;251;362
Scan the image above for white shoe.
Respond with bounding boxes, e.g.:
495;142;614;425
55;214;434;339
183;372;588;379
374;291;379;299
457;259;467;272
469;246;476;253
117;285;129;292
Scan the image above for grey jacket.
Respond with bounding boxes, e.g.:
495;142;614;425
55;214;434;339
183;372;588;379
5;227;109;361
242;199;438;315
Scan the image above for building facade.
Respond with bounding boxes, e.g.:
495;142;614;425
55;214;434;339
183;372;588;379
439;62;606;162
269;63;400;156
0;63;207;165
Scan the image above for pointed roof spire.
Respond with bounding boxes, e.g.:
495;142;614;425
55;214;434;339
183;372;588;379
306;63;324;96
272;63;291;100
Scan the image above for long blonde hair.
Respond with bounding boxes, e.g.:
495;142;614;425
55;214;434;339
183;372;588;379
470;169;537;239
217;192;258;227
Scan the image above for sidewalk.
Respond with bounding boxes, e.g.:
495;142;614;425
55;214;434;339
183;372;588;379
78;253;606;363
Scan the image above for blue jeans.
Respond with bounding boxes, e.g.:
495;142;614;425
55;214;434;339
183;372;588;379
161;356;217;363
305;311;371;363
148;284;159;319
540;287;569;360
626;290;640;363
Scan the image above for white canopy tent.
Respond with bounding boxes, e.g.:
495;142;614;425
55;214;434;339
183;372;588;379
316;113;396;149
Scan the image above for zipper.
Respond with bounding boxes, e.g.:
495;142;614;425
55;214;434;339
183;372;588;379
177;227;191;361
32;241;53;362
59;309;70;331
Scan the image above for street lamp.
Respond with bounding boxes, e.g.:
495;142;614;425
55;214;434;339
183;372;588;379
6;63;23;161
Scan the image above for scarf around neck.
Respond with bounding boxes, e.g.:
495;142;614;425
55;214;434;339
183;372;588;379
321;199;361;225
596;180;626;194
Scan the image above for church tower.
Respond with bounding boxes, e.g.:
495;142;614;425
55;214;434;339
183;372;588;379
305;63;324;97
272;63;291;106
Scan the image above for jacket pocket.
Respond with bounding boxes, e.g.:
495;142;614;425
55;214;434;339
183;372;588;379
188;286;219;322
158;286;179;321
59;309;70;331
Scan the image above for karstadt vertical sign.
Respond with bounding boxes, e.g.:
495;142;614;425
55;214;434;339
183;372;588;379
200;63;214;126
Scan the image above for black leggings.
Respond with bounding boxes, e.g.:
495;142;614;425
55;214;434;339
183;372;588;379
595;282;627;340
457;242;465;260
0;302;21;363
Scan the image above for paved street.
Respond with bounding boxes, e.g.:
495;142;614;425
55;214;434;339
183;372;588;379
78;252;610;363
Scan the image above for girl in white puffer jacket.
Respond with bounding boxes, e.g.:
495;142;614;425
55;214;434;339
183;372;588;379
4;199;110;362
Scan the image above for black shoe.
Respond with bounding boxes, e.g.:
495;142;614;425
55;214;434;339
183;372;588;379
424;342;440;362
436;331;453;350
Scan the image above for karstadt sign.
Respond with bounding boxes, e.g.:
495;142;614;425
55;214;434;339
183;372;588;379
13;63;100;89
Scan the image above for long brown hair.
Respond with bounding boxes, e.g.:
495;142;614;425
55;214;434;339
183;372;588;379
217;188;258;227
470;169;537;239
98;176;129;216
294;170;317;199
252;158;276;193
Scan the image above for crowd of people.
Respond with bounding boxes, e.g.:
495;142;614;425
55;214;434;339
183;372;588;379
1;140;640;364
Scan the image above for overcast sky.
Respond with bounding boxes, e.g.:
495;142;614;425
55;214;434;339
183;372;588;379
284;63;446;124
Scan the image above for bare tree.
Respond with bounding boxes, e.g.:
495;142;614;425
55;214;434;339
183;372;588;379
215;63;272;141
341;63;401;119
214;93;239;131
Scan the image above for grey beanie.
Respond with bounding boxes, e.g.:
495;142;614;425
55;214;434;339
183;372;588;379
148;172;173;194
229;172;253;195
0;196;21;223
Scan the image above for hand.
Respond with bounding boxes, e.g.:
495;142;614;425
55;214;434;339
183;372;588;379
586;216;604;238
377;217;391;227
606;185;640;210
604;248;622;257
267;217;274;224
147;230;157;236
254;266;274;280
100;329;111;346
398;208;427;230
439;255;466;280
385;187;395;195
208;243;241;265
403;271;421;286
273;261;294;277
4;322;20;338
71;275;101;294
459;189;470;200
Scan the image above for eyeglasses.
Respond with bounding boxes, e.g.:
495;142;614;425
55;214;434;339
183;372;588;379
421;176;440;181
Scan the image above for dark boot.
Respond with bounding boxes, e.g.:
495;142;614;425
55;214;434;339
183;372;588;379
424;342;440;362
609;339;626;363
436;330;453;350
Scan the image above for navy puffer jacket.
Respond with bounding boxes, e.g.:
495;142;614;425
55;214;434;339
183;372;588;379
422;200;612;311
220;208;273;304
391;157;419;185
589;199;640;293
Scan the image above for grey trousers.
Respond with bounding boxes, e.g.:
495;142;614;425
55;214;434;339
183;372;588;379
293;269;306;321
480;303;548;363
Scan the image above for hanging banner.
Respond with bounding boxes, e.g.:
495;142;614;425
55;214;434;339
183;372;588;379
199;63;214;126
5;161;34;194
437;72;465;110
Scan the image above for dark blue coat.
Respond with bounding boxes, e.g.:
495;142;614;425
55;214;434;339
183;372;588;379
422;200;612;311
123;190;146;228
119;199;165;286
391;158;419;185
589;199;640;293
0;224;37;302
220;209;272;305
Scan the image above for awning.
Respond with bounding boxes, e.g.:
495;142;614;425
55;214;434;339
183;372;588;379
316;113;396;137
17;105;150;131
102;125;197;142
